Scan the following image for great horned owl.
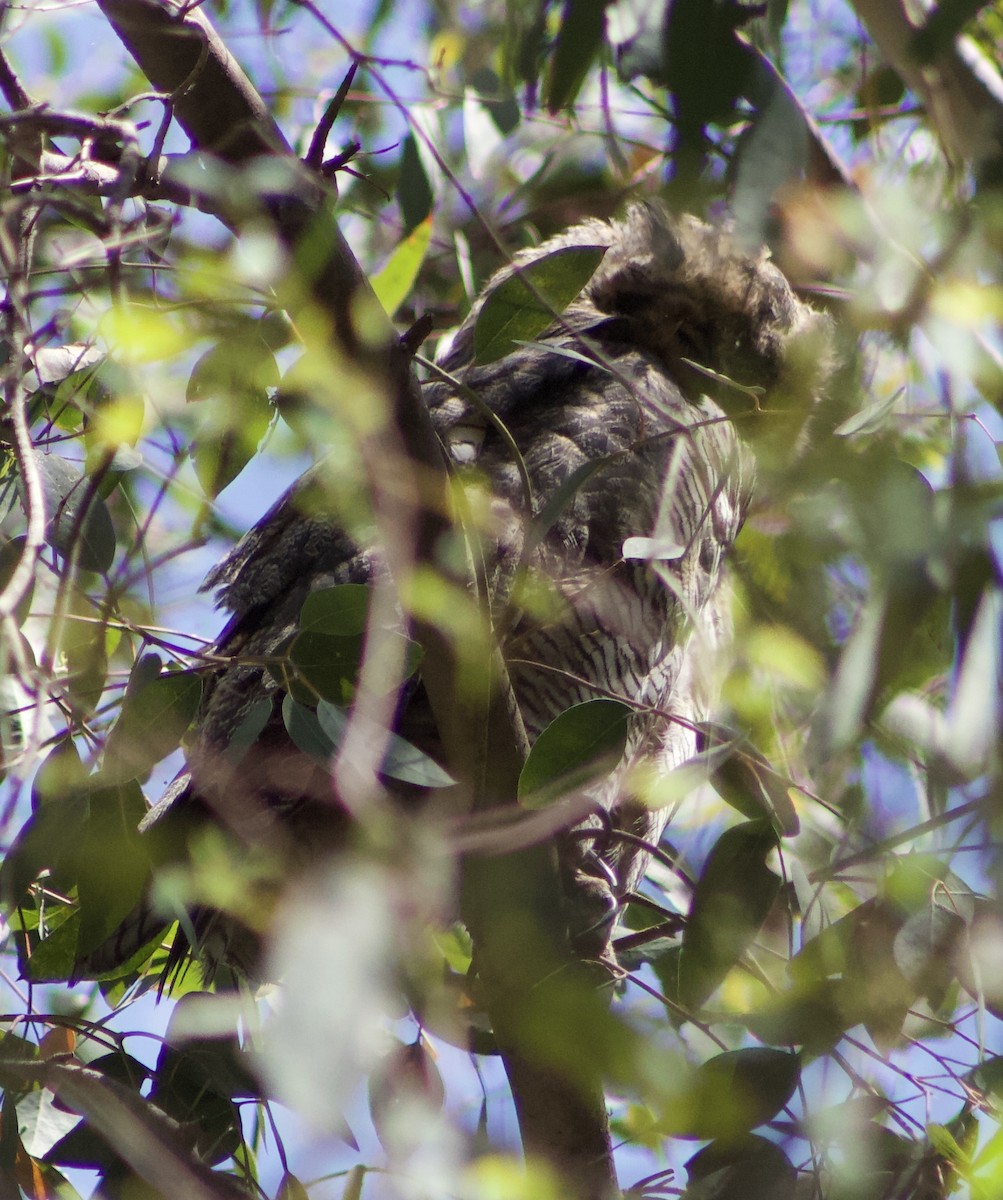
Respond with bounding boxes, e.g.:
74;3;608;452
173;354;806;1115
82;202;831;978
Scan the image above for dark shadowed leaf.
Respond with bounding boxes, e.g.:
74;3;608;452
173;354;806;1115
23;909;82;984
0;536;34;626
663;1049;800;1140
683;1134;796;1199
473;245;607;364
846;898;916;1048
281;698;453;788
281;695;335;761
0;792;90;906
397;134;433;234
61;598;109;718
518;698;631;808
277;1174;311;1200
697;723;799;836
31;454;116;573
546;0;607;113
272;630;366;705
893;894;969;1008
679;821;781;1010
225;697;273;765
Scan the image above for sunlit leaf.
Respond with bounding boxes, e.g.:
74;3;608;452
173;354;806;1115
833;387;905;437
372;219;433;316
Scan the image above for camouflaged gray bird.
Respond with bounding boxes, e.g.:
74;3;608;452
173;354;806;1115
78;201;833;983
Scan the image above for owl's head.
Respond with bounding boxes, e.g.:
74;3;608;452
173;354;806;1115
560;201;836;412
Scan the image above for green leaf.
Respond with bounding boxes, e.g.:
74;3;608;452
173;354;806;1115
912;0;987;62
281;694;335;760
697;723;800;837
185;335;279;405
471;67;520;134
397;134;433;234
317;701;455;788
299;585;371;635
188;335;278;498
679;821;781;1010
31;737;88;809
545;0;607;113
226;696;273;765
683;1134;796;1199
61;597;109;718
893;897;968;1007
76;782;153;958
23;909;83;983
371;219;433;316
31;454;116;573
102;659;202;783
833;387;905;437
0;792;90;905
744;973;854;1053
473;244;607;365
379;732;454;789
664;1048;800;1141
282;697;454;790
518;698;631;808
844;899;917;1048
271;630;366;705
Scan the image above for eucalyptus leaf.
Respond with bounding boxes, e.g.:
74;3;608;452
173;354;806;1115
371;218;433;316
662;1048;800;1140
317;701;454;788
299;585;371;636
473;245;606;365
545;0;607;113
30;454;116;573
519;698;630;808
679;821;781;1010
102;661;202;784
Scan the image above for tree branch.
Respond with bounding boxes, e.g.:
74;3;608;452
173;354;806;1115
850;0;1003;176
